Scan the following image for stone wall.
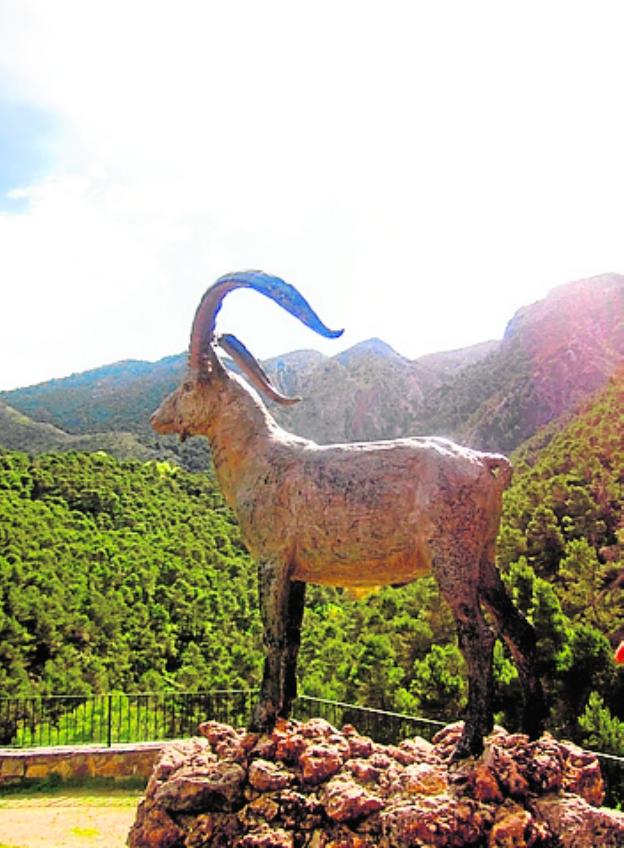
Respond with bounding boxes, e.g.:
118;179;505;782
0;742;163;785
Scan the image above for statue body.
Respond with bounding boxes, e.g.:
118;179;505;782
152;270;546;757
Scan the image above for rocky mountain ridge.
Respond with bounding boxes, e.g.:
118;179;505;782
1;273;623;457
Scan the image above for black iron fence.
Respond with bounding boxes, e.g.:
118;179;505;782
1;691;622;805
0;690;256;749
0;692;445;750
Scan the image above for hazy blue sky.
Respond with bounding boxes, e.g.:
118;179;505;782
1;1;624;390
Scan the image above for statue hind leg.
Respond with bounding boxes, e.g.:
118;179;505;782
432;552;495;758
479;550;547;740
450;595;495;757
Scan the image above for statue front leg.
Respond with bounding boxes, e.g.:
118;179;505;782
281;579;306;718
249;560;293;732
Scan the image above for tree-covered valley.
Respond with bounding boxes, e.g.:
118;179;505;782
0;371;622;756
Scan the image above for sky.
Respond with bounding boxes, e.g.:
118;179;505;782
1;1;624;391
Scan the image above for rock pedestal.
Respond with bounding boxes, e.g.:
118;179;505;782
128;718;624;848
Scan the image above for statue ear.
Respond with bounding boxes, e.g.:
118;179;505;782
217;334;301;406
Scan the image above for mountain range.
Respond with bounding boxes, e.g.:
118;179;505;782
1;272;623;462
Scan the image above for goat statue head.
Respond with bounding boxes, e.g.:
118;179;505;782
151;270;343;440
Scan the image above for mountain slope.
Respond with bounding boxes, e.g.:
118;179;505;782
0;400;170;461
416;339;500;375
0;356;187;434
271;344;436;443
2;273;623;456
503;369;624;576
422;273;624;452
0;341;487;447
497;368;624;723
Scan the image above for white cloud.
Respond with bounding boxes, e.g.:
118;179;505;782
1;0;624;388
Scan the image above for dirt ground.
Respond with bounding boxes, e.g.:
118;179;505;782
0;788;142;848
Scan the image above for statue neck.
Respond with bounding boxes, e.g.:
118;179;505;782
207;373;279;508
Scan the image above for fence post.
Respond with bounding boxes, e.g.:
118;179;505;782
107;694;113;747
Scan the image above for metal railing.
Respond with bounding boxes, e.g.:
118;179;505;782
296;696;623;807
295;695;445;744
0;691;256;749
0;692;444;749
1;691;622;805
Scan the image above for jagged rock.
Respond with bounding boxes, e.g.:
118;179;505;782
488;801;549;848
468;763;503;804
238;826;294;847
559;738;606;806
148;738;212;787
533;794;624;848
380;796;494;847
249;759;295;792
154;761;246;812
128;802;185;848
246;795;280;823
342;726;374;759
276;789;323;831
524;736;564;794
430;721;467;761
199;721;251;763
300;744;345;786
400;762;449;796
321;776;384;822
387;735;437;766
273;724;309;765
346;758;380;784
128;718;624;848
482;734;532;799
178;813;217;847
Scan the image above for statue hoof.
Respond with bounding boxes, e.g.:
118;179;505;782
249;700;278;734
522;697;547;740
451;731;484;762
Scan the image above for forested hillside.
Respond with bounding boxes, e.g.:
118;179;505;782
0;452;262;694
0;357;187;435
0;400;170;461
0;372;622;754
0;398;211;472
497;371;624;751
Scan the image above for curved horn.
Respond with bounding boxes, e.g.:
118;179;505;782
188;270;343;371
218;333;301;406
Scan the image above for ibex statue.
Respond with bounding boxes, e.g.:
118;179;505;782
151;271;546;757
